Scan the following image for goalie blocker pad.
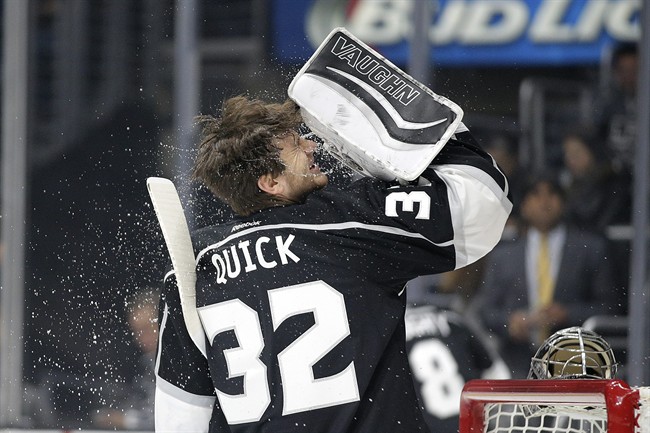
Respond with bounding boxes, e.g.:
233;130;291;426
288;27;463;182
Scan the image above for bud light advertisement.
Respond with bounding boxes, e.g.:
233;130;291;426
271;0;641;66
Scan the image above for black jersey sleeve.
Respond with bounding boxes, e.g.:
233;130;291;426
421;126;512;267
155;273;216;432
350;124;512;279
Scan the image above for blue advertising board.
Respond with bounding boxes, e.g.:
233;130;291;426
271;0;640;66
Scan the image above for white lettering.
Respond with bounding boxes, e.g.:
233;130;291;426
256;236;277;269
385;191;431;220
461;0;528;44
238;240;257;272
276;235;300;265
531;0;607;43
575;0;608;42
430;0;465;45
405;311;451;341
330;35;420;106
330;35;358;57
606;1;641;40
393;84;420;106
334;0;640;48
530;0;638;43
348;0;411;45
530;0;574;42
378;74;405;96
356;56;379;74
223;246;241;279
209;235;301;284
367;66;391;85
339;46;362;68
211;254;227;284
231;220;261;232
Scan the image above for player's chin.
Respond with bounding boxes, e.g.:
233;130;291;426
313;172;328;188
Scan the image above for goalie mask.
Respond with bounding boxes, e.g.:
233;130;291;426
528;327;618;380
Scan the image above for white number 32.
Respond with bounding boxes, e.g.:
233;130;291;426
198;281;360;425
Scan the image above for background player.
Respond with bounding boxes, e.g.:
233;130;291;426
405;297;511;433
153;93;511;432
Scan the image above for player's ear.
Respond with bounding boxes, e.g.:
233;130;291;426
257;173;284;196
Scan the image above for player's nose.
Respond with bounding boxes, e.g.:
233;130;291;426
300;137;317;154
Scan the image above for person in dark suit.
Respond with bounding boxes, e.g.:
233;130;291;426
477;174;620;378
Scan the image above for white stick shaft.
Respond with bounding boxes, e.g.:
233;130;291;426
147;177;206;357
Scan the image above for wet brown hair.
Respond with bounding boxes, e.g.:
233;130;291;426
193;96;303;215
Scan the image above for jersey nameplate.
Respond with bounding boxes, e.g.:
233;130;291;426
210;234;300;284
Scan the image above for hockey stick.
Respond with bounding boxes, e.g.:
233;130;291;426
147;177;207;357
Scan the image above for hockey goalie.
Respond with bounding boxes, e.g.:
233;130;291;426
151;27;512;433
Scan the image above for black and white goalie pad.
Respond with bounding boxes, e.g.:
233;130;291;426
288;27;463;182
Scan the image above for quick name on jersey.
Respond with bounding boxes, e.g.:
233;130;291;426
208;234;300;284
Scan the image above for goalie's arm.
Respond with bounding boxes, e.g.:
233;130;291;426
420;125;512;268
346;124;511;286
155;273;216;432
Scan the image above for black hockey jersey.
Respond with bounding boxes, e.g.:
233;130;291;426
155;131;512;432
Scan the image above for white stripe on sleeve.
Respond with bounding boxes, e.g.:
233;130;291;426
435;164;512;268
155;376;215;432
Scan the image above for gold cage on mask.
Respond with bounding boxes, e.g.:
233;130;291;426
528;326;618;380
